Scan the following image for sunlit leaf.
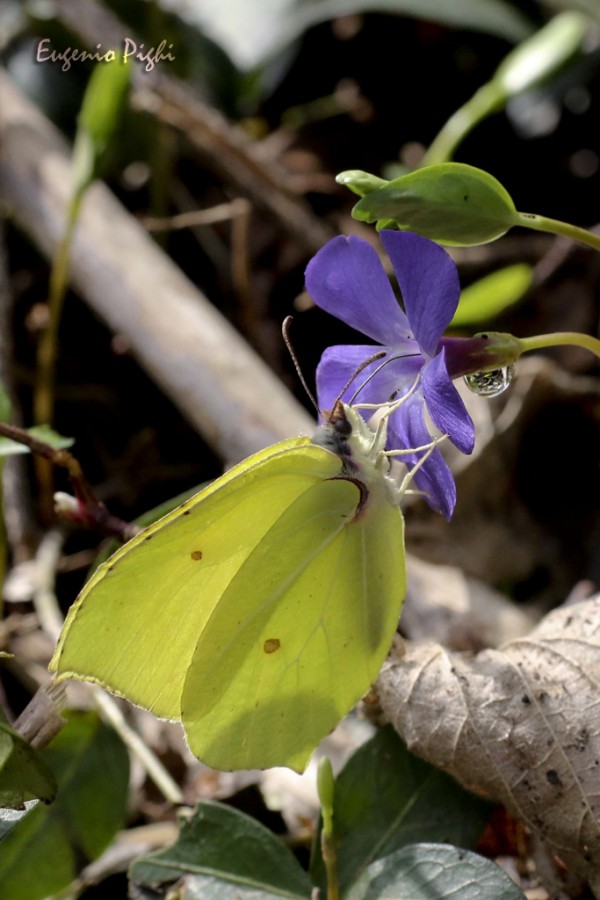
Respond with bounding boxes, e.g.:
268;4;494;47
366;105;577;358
493;11;589;98
350;163;520;245
450;263;533;327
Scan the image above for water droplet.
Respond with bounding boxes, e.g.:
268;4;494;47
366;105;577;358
464;365;515;397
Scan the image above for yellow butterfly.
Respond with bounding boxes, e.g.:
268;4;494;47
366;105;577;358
50;402;409;772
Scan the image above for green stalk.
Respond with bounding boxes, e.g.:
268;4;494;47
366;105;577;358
515;212;600;253
422;83;502;166
34;190;84;427
317;757;339;900
519;331;600;358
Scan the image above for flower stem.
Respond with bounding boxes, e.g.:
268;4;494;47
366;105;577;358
317;757;339;900
423;83;502;165
518;332;600;359
515;212;600;253
34;190;83;427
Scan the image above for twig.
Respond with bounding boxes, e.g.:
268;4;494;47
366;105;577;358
0;421;140;542
141;198;249;232
18;523;184;804
52;0;335;256
0;68;314;465
0;218;39;562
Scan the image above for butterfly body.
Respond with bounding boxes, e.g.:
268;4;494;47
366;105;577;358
50;404;406;772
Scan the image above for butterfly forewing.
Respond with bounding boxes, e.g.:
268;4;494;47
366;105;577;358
50;440;344;718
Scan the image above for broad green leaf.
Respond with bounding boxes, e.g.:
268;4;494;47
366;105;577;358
310;725;491;896
130;800;311;899
0;711;129;900
176;880;305;899
0;723;56;810
345;843;527;899
350;163;520;245
0;426;74;458
450;263;533;327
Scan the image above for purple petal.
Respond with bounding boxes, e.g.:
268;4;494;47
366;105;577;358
389;397;456;519
380;231;460;357
422;351;475;454
316;344;425;414
306;235;410;344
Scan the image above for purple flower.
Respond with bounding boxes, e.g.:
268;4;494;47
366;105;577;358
306;230;480;518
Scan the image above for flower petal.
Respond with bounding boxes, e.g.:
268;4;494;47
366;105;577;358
380;230;460;357
306;235;410;344
317;345;397;413
422;350;475;454
316;344;424;414
389;397;456;519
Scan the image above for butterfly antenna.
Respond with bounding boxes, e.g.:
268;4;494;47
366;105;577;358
282;316;319;413
334;350;387;407
348;351;421;406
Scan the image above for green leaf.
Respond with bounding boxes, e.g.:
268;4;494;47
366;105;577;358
0;803;39;844
336;170;390;198
0;723;56;811
423;12;590;165
351;163;520;245
73;57;131;192
450;263;533;327
493;11;589;99
178;0;533;71
310;726;491;896
130;800;312;899
317;756;335;837
0;711;129;900
0;384;10;424
345;843;527;899
0;426;74;458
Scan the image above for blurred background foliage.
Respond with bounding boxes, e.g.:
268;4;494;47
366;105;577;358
1;1;600;895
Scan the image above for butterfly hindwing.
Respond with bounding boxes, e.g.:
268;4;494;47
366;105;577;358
182;477;405;771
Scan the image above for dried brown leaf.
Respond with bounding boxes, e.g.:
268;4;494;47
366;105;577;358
378;597;600;892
